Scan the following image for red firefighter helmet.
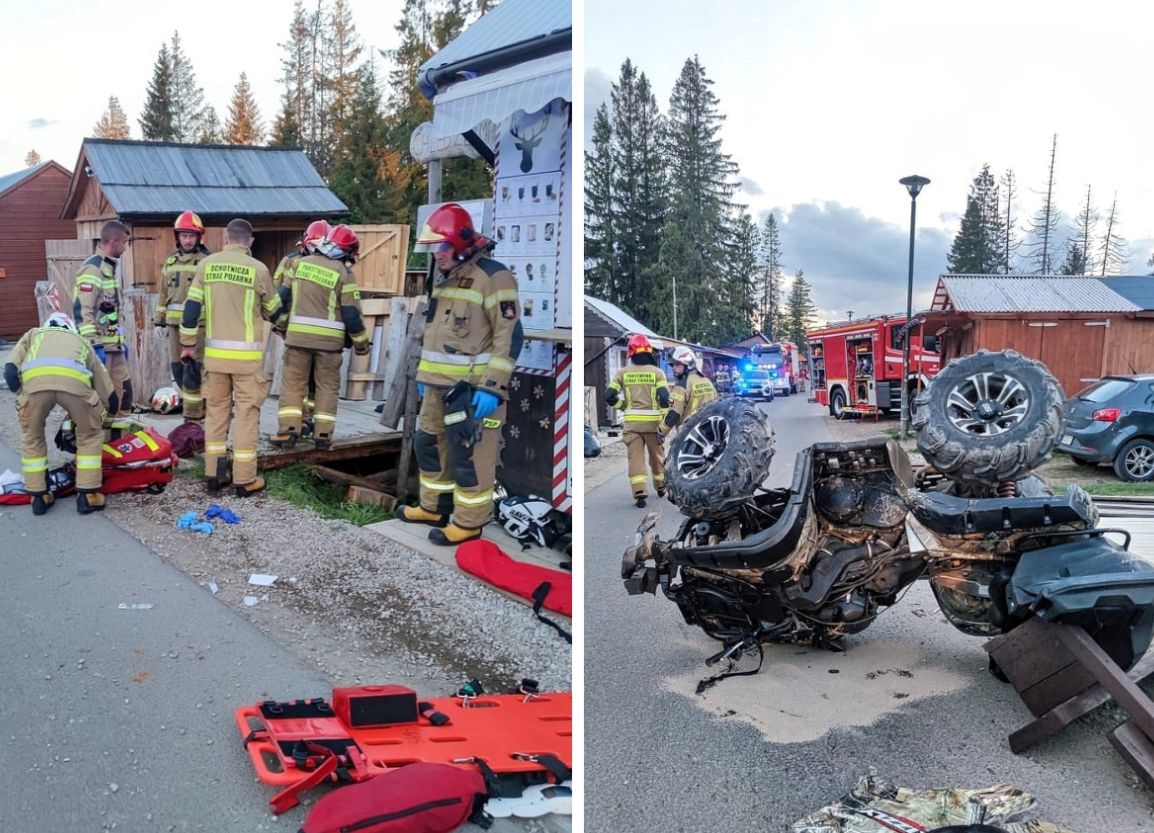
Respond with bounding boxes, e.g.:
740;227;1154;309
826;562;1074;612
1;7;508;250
301;219;330;253
416;203;489;255
173;211;205;243
627;334;654;358
326;224;360;259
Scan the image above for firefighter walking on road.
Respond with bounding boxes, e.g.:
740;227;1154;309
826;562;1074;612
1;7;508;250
396;203;522;546
271;223;369;450
181;218;285;497
73;220;132;416
153;211;211;421
660;346;718;439
606;334;670;508
4;313;117;515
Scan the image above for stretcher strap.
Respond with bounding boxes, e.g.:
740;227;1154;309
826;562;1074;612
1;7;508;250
531;583;572;644
269;742;341;814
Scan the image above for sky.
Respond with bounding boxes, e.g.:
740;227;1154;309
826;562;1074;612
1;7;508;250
0;0;409;174
585;0;1154;326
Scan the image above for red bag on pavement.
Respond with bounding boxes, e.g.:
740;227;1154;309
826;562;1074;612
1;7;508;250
299;762;490;833
455;540;572;617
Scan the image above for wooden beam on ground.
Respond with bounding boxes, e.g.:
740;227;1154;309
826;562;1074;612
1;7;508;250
259;432;403;470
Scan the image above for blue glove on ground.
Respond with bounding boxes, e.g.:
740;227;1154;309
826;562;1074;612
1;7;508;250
94;344;107;365
471;389;500;420
417;382;426;397
205;504;241;524
176;510;214;535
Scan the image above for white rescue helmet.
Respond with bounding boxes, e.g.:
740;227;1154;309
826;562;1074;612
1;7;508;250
45;313;78;333
670;345;698;372
151;386;182;414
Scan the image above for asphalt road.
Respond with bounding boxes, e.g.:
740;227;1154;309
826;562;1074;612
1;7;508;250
584;393;1154;832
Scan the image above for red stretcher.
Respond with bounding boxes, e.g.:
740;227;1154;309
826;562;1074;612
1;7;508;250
234;684;572;813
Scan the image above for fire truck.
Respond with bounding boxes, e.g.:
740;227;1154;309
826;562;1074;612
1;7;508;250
734;342;799;399
805;315;940;418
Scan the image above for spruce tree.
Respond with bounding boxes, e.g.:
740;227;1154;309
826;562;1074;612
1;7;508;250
946;165;999;274
169;31;207;142
93;95;131;139
270;98;304;148
1099;194;1129;275
24;150;41;166
758;212;784;338
139;44;176;141
584;102;616;300
224;73;265;145
383;0;437;226
198;107;223;144
722;211;759;345
655;56;737;342
786;270;818;350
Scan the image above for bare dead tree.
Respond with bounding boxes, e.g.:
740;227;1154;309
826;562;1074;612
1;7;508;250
1024;134;1061;274
1099;193;1130;275
999;168;1022;272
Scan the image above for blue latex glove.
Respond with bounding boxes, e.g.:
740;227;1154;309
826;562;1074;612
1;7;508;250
205;503;241;524
94;344;107;365
417;382;426;397
471;389;500;420
176;511;214;535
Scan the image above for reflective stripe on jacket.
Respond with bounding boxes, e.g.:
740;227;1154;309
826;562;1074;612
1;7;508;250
72;254;123;349
281;255;367;352
154;248;210;325
607;365;670;433
668;372;718;425
8;326;115;402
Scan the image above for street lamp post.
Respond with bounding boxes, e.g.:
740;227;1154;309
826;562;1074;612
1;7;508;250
898;174;930;440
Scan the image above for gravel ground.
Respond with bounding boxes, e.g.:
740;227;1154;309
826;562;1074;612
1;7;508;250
0;380;572;698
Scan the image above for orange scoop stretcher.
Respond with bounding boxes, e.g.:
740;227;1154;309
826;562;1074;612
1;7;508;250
234;680;572;813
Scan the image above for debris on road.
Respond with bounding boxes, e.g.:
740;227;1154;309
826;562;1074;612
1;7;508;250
176;511;214;535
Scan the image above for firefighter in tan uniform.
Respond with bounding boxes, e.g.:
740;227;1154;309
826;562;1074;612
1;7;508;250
273;220;329;437
73;220;132;416
606;334;670;508
181;218;285;496
396;203;523;546
660;346;718;439
271;224;369;450
4;313;117;515
152;211;211;421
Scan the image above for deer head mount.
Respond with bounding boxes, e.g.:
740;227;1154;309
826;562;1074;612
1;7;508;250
510;111;550;174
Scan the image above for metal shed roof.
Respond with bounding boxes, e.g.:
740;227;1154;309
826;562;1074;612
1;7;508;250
585;296;658;339
64;139;347;218
419;0;571;80
933;275;1140;313
1099;276;1154;311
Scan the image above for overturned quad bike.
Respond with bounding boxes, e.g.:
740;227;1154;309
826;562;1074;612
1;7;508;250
622;350;1154;681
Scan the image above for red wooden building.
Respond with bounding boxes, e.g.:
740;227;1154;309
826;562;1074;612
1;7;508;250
0;161;74;338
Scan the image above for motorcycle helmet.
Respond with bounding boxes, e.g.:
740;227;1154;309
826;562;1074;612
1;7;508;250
497;495;564;549
151;386;182;414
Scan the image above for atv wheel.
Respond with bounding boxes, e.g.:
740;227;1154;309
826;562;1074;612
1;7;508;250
665;397;775;521
913;350;1065;488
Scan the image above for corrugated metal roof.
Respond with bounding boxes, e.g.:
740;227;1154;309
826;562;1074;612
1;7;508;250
0;162;49;197
420;0;570;74
79;139;346;217
1099;276;1154;311
584;296;658;338
935;275;1140;313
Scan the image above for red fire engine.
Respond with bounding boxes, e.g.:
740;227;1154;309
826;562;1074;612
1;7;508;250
806;315;940;418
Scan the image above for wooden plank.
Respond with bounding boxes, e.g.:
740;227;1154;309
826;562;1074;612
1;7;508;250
347;485;397;513
1019;662;1100;717
360;297;392;316
1109;721;1154;792
259;432;403;470
985;617;1077;694
378;298;426;430
1053;625;1154;745
373;297;410;401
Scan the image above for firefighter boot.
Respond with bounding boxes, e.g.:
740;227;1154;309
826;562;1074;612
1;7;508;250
77;491;106;515
269;429;298;449
31;492;56;516
234;476;267;498
635;495;648;509
313;434;332;451
396;505;449;528
206;459;233;495
428;523;483;546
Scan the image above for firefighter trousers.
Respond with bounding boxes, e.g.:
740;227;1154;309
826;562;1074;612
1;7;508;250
17;389;104;492
278;347;341;438
202;369;268;486
415;390;506;529
167;325;204;420
105;349;132;416
624;429;665;498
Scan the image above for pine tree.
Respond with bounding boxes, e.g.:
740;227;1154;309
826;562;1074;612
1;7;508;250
198;107;223;144
786;270;818;350
999;169;1022;272
655;56;737;342
169;31;208;142
722;211;759;345
1024;134;1061;274
584;102;616;299
1064;185;1099;276
1059;239;1087;276
24;150;41;166
224;73;265;145
946;165;1000;274
139;44;176;141
383;0;437;226
326;0;363;122
270;97;304;148
93;95;131;139
611;59;667;326
1099;193;1129;275
329;63;409;222
278;0;313;149
758;212;784;338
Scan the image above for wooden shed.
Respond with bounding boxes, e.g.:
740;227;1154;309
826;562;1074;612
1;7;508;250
922;274;1154;397
0;161;74;338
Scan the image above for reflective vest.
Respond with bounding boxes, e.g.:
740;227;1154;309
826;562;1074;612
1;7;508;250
73;254;123;349
415;253;522;397
8;326;114;402
281;254;368;352
154;248;210;326
608;364;669;433
181;244;283;373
